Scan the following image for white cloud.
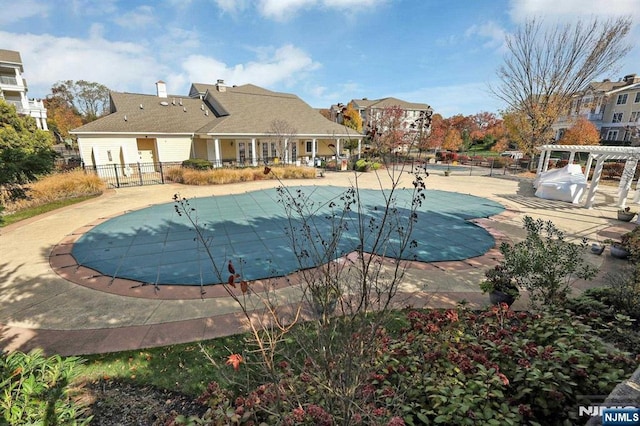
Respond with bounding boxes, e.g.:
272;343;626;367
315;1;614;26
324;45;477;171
213;0;249;14
465;21;507;52
182;44;320;87
69;0;118;16
0;0;50;25
258;0;316;21
113;5;156;29
257;0;386;21
508;0;640;22
0;30;168;98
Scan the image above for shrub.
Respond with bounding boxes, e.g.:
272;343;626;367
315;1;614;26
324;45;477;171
182;158;213;170
620;226;640;261
2;169;105;212
603;162;625;179
566;284;640;356
491;156;510;168
194;306;635;425
458;155;471;164
354;159;370;172
494;216;598;309
555;159;569;168
165;166;316;185
0;350;91;425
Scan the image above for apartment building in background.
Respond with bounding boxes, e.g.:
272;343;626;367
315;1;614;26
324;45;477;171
553;73;640;144
0;49;48;130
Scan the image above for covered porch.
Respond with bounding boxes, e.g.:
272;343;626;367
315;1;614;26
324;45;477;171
194;135;362;167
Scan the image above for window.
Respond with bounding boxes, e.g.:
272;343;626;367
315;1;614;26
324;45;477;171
630;111;640;123
107;150;112;161
305;140;316;153
612;112;623;123
616;94;628;105
635;92;640;103
606;130;619;140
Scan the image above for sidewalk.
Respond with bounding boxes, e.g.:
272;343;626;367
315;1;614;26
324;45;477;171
0;170;632;356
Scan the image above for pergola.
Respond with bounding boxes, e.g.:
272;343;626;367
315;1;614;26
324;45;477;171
536;144;640;209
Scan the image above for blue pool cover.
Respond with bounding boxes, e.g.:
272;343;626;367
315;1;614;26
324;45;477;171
71;186;504;285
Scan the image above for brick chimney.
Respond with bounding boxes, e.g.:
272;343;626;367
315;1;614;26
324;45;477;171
156;80;167;98
216;79;226;92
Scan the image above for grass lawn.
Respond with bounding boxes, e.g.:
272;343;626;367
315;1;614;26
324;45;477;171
0;195;99;227
77;334;248;397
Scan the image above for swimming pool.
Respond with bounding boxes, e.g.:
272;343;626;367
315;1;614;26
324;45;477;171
71;186;504;286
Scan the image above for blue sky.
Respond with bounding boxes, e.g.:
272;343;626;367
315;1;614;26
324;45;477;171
1;0;639;117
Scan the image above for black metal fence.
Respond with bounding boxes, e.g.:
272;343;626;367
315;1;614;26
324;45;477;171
83;162;182;188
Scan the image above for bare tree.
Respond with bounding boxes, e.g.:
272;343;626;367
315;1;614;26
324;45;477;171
491;17;632;156
267;119;298;163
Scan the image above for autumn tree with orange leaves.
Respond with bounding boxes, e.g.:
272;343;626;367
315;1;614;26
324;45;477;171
43;97;82;142
558;117;600;146
491;17;631;157
442;128;463;151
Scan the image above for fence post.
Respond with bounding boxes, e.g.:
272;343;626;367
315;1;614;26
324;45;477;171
138;163;143;186
159;162;165;184
113;164;121;188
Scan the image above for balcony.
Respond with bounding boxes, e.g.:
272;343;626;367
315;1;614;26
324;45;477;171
0;75;19;86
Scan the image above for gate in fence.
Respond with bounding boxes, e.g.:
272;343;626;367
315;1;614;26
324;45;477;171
84;162;181;188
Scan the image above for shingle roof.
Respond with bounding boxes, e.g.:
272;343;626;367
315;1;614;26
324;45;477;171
197;84;359;137
73;92;217;134
0;49;22;65
351;97;431;111
73;83;361;138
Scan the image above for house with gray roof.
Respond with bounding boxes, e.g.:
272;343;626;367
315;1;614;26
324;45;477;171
331;97;432;134
73;80;362;171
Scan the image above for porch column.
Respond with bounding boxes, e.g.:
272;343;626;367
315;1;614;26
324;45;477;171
284;138;289;163
585;156;605;209
251;138;257;166
358;138;362;156
618;159;638;208
335;138;341;157
214;138;221;167
311;138;317;164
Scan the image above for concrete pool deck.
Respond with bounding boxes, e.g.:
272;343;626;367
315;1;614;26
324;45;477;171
0;169;635;356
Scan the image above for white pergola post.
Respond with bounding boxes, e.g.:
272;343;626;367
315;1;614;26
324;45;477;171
536;148;547;175
542;150;551;172
584;155;594;181
568;151;576;164
585;156;605;209
618;159;638;208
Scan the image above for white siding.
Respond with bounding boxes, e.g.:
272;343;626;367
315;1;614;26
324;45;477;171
155;137;192;162
77;137;138;166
